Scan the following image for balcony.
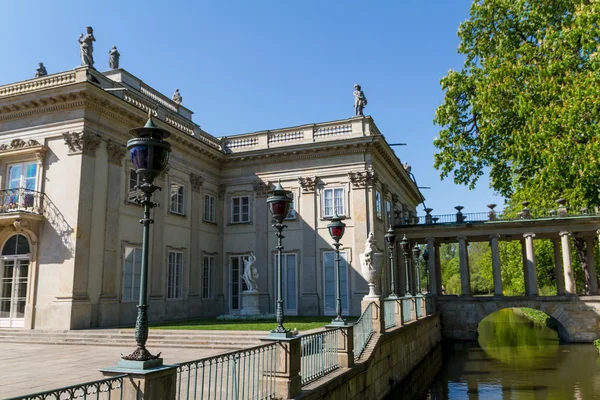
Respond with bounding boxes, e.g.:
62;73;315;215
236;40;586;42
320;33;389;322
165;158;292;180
0;188;47;228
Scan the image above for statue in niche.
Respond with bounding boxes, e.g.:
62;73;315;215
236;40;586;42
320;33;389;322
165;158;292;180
353;84;367;116
35;62;47;78
108;46;120;69
172;88;182;104
241;252;259;292
78;26;96;67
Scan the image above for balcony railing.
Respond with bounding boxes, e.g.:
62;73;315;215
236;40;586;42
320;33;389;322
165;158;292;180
5;374;125;400
300;328;340;385
0;188;47;215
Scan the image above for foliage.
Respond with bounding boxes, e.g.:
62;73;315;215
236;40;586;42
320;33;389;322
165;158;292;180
434;0;600;207
520;307;557;330
148;316;344;331
594;339;600;353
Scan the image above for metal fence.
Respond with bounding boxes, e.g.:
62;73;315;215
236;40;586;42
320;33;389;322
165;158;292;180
0;188;46;215
176;342;277;400
425;295;435;315
300;328;339;385
402;297;413;323
415;295;424;318
5;375;125;400
353;302;374;360
384;298;397;329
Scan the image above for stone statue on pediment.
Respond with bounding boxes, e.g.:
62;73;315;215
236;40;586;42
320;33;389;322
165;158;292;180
353;84;367;116
35;63;47;78
78;26;96;67
172;88;182;104
108;46;120;69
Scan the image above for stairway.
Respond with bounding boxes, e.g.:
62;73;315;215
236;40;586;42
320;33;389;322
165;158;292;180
0;328;266;350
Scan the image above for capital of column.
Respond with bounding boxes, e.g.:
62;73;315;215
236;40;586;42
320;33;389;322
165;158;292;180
489;234;501;240
559;231;571;238
456;236;467;242
425;237;436;244
523;232;536;239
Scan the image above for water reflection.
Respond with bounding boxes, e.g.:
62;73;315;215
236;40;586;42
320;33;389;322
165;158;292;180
410;308;600;399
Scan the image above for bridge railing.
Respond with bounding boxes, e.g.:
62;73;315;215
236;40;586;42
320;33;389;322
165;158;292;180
300;328;340;385
353;302;374;360
175;342;277;400
384;298;397;329
5;375;125;400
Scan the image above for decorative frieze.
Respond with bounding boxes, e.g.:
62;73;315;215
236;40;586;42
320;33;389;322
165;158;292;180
252;179;272;197
62;130;101;156
190;173;205;192
106;140;126;166
297;176;318;193
0;138;40;151
348;169;377;187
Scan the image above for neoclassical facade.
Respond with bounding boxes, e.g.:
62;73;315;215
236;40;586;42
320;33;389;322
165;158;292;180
0;67;423;329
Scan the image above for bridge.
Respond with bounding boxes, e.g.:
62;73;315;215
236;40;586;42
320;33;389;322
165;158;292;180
436;295;600;342
395;203;600;343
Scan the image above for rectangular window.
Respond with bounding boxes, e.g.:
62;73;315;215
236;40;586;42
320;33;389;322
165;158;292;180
231;196;250;223
202;255;215;299
386;200;392;225
167;251;183;299
323;187;345;217
203;194;216;223
274;253;298;314
375;191;382;219
323;251;348;315
128;168;142;202
170;183;185;215
285;192;296;220
122;246;142;302
6;162;38;210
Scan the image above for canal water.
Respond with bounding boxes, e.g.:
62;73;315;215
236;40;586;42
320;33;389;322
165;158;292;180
387;308;600;399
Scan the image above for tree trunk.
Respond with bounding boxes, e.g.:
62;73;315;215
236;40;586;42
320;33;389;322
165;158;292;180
573;237;590;295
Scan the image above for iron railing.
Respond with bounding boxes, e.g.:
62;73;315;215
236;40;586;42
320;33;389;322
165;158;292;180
353;302;374;360
415;295;424;318
402;297;412;323
409;207;599;226
384;298;397;329
0;188;47;215
300;328;339;385
5;375;125;400
425;295;435;315
176;342;277;400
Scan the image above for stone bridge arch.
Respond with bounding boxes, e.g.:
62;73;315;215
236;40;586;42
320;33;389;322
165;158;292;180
436;295;600;342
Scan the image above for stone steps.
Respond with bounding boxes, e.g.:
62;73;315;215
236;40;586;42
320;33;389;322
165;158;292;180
0;328;266;349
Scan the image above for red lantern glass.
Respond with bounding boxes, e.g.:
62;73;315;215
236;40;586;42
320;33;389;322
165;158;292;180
330;225;344;241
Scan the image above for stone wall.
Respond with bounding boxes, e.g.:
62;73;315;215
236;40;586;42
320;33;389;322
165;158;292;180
437;295;600;342
297;314;441;400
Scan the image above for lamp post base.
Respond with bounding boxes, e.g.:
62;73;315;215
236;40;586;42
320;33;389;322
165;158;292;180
328;318;348;326
117;358;164;370
268;330;294;339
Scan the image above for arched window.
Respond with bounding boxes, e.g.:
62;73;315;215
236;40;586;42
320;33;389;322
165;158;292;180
2;234;30;256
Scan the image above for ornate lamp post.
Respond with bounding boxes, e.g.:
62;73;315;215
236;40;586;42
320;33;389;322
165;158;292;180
122;112;171;367
267;181;293;338
385;226;397;298
399;234;411;296
423;249;430;293
412;244;422;294
328;212;346;325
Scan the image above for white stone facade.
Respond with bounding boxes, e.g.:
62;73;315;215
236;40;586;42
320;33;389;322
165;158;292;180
0;67;423;329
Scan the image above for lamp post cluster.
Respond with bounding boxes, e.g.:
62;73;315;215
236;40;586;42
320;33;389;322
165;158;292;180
123;112;171;365
385;226;397;298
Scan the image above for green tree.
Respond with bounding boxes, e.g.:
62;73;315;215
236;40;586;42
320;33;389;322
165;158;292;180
434;0;600;207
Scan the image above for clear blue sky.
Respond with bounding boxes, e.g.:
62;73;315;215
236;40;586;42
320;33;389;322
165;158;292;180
1;0;504;215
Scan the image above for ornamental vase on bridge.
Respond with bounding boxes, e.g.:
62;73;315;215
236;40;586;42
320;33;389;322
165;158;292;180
359;232;384;299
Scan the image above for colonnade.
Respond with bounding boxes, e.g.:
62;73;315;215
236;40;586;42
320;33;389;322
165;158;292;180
399;229;599;297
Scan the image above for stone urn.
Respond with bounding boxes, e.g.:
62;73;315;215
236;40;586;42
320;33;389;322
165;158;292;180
359;232;384;299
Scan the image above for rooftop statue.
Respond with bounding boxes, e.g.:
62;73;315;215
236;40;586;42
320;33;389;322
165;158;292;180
353;84;367;116
172;88;182;104
35;62;47;78
78;26;96;67
108;46;120;69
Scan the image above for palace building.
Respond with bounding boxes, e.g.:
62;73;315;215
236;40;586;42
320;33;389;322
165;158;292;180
0;65;423;330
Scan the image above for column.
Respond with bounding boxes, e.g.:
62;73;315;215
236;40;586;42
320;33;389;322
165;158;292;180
489;234;502;296
521;240;530;295
552;238;565;295
523;233;538;296
457;236;471;296
560;231;576;294
434;241;442;294
586;236;598;295
397;245;407;296
426;238;438;295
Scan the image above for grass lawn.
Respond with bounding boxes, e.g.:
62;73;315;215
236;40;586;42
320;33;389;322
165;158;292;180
148;316;356;331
